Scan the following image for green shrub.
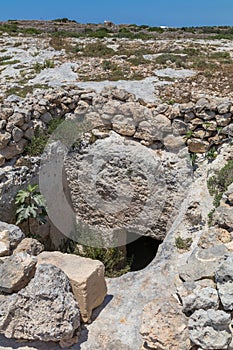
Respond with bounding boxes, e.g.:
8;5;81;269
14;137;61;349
207;158;233;207
25;129;48;156
0;59;20;66
52;18;77;23
22;27;42;35
0;24;42;35
102;59;113;70
175;236;193;250
155;53;185;67
212;34;233;40
205;147;218;161
0;55;12;62
210;51;231;60
148;26;164;33
82;42;115;58
128;55;148;66
0;23;18;34
86;27;112;38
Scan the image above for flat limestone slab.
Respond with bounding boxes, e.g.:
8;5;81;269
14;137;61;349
37;251;107;322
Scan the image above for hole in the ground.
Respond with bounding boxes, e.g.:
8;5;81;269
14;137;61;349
126;233;162;271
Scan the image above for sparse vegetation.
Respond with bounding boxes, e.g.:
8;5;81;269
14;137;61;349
59;236;132;277
6;84;49;98
0;23;42;35
175;236;193;250
32;59;55;73
25;118;64;156
155;53;186;68
74;245;132;277
0;55;12;62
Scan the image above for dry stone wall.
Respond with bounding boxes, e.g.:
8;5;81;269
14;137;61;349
0;87;233;166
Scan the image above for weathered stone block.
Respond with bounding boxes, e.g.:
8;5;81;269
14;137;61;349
37;251;107;322
0;230;10;257
13;238;44;256
0;252;37;293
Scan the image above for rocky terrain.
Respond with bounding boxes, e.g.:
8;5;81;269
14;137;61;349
0;21;233;350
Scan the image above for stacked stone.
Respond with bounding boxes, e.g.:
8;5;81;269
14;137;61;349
0;87;232;166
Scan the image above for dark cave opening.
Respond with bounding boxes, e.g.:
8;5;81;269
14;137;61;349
126;233;162;271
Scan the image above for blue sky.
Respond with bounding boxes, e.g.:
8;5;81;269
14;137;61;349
0;0;232;27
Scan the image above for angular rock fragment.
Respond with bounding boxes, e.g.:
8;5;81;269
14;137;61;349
0;264;80;345
13;237;44;256
188;309;232;349
0;230;10;257
0;221;25;250
182;286;219;314
0;252;37;293
216;255;233;311
179;245;228;281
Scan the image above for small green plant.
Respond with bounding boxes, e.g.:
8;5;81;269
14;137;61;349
33;62;43;73
203;122;211;129
33;60;55;73
175;236;193;250
25;128;48;156
86;27;112;39
206;147;218;161
22;27;42;35
44;59;55;68
15;184;47;236
25;118;64;156
208;208;215;226
185;130;193;139
190;152;198;167
217;126;223;135
167;99;175;105
102;59;113;71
